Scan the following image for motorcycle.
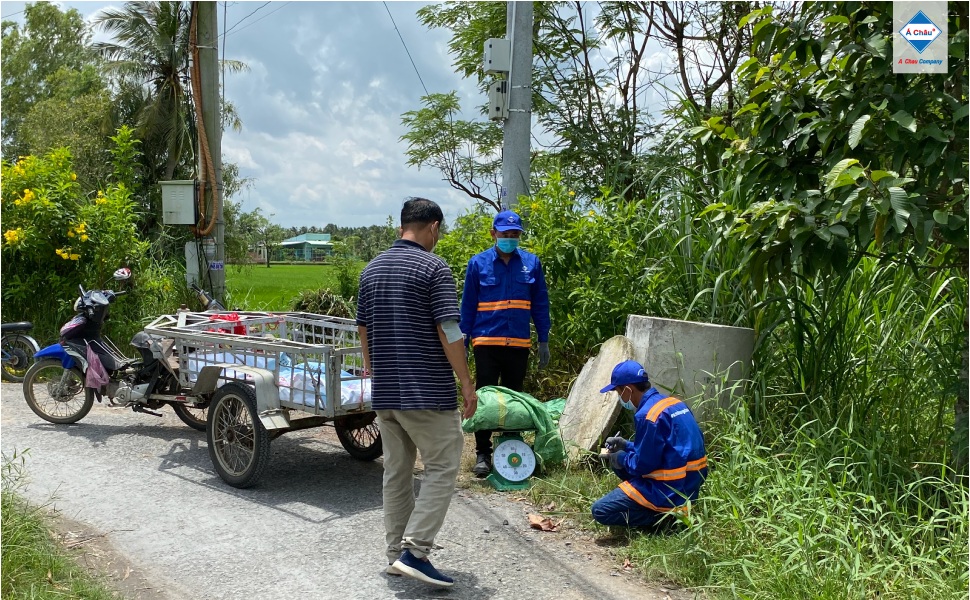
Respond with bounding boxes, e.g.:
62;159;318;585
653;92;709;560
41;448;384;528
1;322;40;382
22;268;208;430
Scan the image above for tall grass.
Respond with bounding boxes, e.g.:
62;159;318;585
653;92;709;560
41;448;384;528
1;451;120;600
441;169;967;597
531;400;969;600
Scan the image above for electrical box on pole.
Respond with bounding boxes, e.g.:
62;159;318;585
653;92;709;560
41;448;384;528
488;80;509;121
161;180;198;225
484;38;511;74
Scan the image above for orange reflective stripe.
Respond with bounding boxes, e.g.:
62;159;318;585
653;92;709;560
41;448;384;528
619;482;687;513
477;300;532;311
643;457;708;480
644;468;687;481
472;336;532;348
646;397;680;422
686;456;708;470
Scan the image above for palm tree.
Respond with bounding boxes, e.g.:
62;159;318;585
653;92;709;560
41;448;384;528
93;1;244;181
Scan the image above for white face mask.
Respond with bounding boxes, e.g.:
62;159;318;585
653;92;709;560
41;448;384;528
619;387;635;411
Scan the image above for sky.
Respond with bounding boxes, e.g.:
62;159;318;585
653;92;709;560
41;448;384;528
1;0;489;227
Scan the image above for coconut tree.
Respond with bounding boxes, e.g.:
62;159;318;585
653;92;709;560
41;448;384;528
92;1;244;181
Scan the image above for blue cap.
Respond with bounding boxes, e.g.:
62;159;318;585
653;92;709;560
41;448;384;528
493;210;523;232
600;360;650;393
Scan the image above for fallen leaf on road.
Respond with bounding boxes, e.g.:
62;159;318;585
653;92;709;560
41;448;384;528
528;514;558;532
623;558;633;570
123;567;130;581
544;501;556;511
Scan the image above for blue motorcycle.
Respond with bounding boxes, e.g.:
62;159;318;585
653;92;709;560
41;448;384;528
22;268;208;429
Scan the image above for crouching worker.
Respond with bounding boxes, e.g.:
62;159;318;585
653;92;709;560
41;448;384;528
592;360;707;528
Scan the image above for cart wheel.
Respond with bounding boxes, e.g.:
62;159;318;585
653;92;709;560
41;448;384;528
172;402;208;431
334;412;383;461
206;383;270;488
23;359;94;424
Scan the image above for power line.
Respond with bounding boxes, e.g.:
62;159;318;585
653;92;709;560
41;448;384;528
222;1;270;37
382;1;429;97
1;9;25;19
227;1;291;37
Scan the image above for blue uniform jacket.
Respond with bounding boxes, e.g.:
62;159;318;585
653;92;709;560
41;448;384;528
460;247;551;348
613;388;708;513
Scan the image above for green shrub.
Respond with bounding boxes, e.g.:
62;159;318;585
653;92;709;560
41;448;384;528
1;146;190;345
290;287;355;319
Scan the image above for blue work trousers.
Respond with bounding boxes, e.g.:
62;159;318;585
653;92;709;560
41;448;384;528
591;486;666;528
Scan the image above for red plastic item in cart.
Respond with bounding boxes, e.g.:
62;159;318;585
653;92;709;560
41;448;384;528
208;312;247;335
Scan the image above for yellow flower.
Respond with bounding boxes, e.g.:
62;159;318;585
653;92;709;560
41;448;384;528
71;173;77;181
589;210;595;217
68;230;75;237
164;285;171;291
80;234;89;242
69;254;80;261
76;222;86;233
3;228;24;244
13;189;35;206
569;191;575;196
531;202;539;210
55;248;68;258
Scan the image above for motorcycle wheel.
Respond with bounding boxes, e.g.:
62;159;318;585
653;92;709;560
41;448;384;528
23;359;94;424
207;383;270;488
1;335;37;383
172;402;208;431
334;412;383;461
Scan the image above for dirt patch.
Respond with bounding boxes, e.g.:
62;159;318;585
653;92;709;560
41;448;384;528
48;510;187;600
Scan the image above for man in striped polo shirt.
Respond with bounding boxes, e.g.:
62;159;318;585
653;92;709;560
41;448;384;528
357;198;477;588
593;360;708;527
459;210;551;476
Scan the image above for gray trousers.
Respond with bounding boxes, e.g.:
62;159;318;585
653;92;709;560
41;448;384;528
376;409;464;562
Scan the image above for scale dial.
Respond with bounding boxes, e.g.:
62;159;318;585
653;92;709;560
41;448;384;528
493;438;536;482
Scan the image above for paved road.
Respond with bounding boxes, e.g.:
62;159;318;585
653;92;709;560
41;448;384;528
1;383;684;600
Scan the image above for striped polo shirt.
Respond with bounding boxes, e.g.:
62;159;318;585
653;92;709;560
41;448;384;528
356;239;461;411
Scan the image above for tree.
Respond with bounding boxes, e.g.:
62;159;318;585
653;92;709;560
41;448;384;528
411;2;762;203
1;2;97;158
400;92;503;211
236;208;285;268
698;2;968;473
93;1;246;181
20;66;115;189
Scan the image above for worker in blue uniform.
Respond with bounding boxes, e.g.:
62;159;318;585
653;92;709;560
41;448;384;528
460;210;552;476
593;360;708;527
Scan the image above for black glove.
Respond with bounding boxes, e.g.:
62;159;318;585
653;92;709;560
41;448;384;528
608;450;624;471
605;436;629;451
538;342;551;369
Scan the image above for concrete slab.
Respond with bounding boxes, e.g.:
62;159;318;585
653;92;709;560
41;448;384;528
559;335;635;459
625;315;754;422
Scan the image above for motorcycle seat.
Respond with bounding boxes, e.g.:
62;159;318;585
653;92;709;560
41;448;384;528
1;322;33;333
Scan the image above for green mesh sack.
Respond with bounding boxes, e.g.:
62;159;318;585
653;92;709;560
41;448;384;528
462;386;566;467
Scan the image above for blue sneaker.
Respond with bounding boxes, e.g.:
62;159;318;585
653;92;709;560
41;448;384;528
391;550;454;587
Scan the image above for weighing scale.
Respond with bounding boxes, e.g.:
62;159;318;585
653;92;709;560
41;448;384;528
485;431;537;491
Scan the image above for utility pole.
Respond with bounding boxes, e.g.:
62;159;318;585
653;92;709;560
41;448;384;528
197;1;225;301
501;1;533;210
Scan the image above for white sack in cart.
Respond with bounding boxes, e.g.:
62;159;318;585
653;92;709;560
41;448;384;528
185;350;276;374
183;351;370;408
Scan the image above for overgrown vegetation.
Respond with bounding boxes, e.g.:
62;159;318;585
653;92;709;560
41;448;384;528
430;2;968;598
2;451;121;600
